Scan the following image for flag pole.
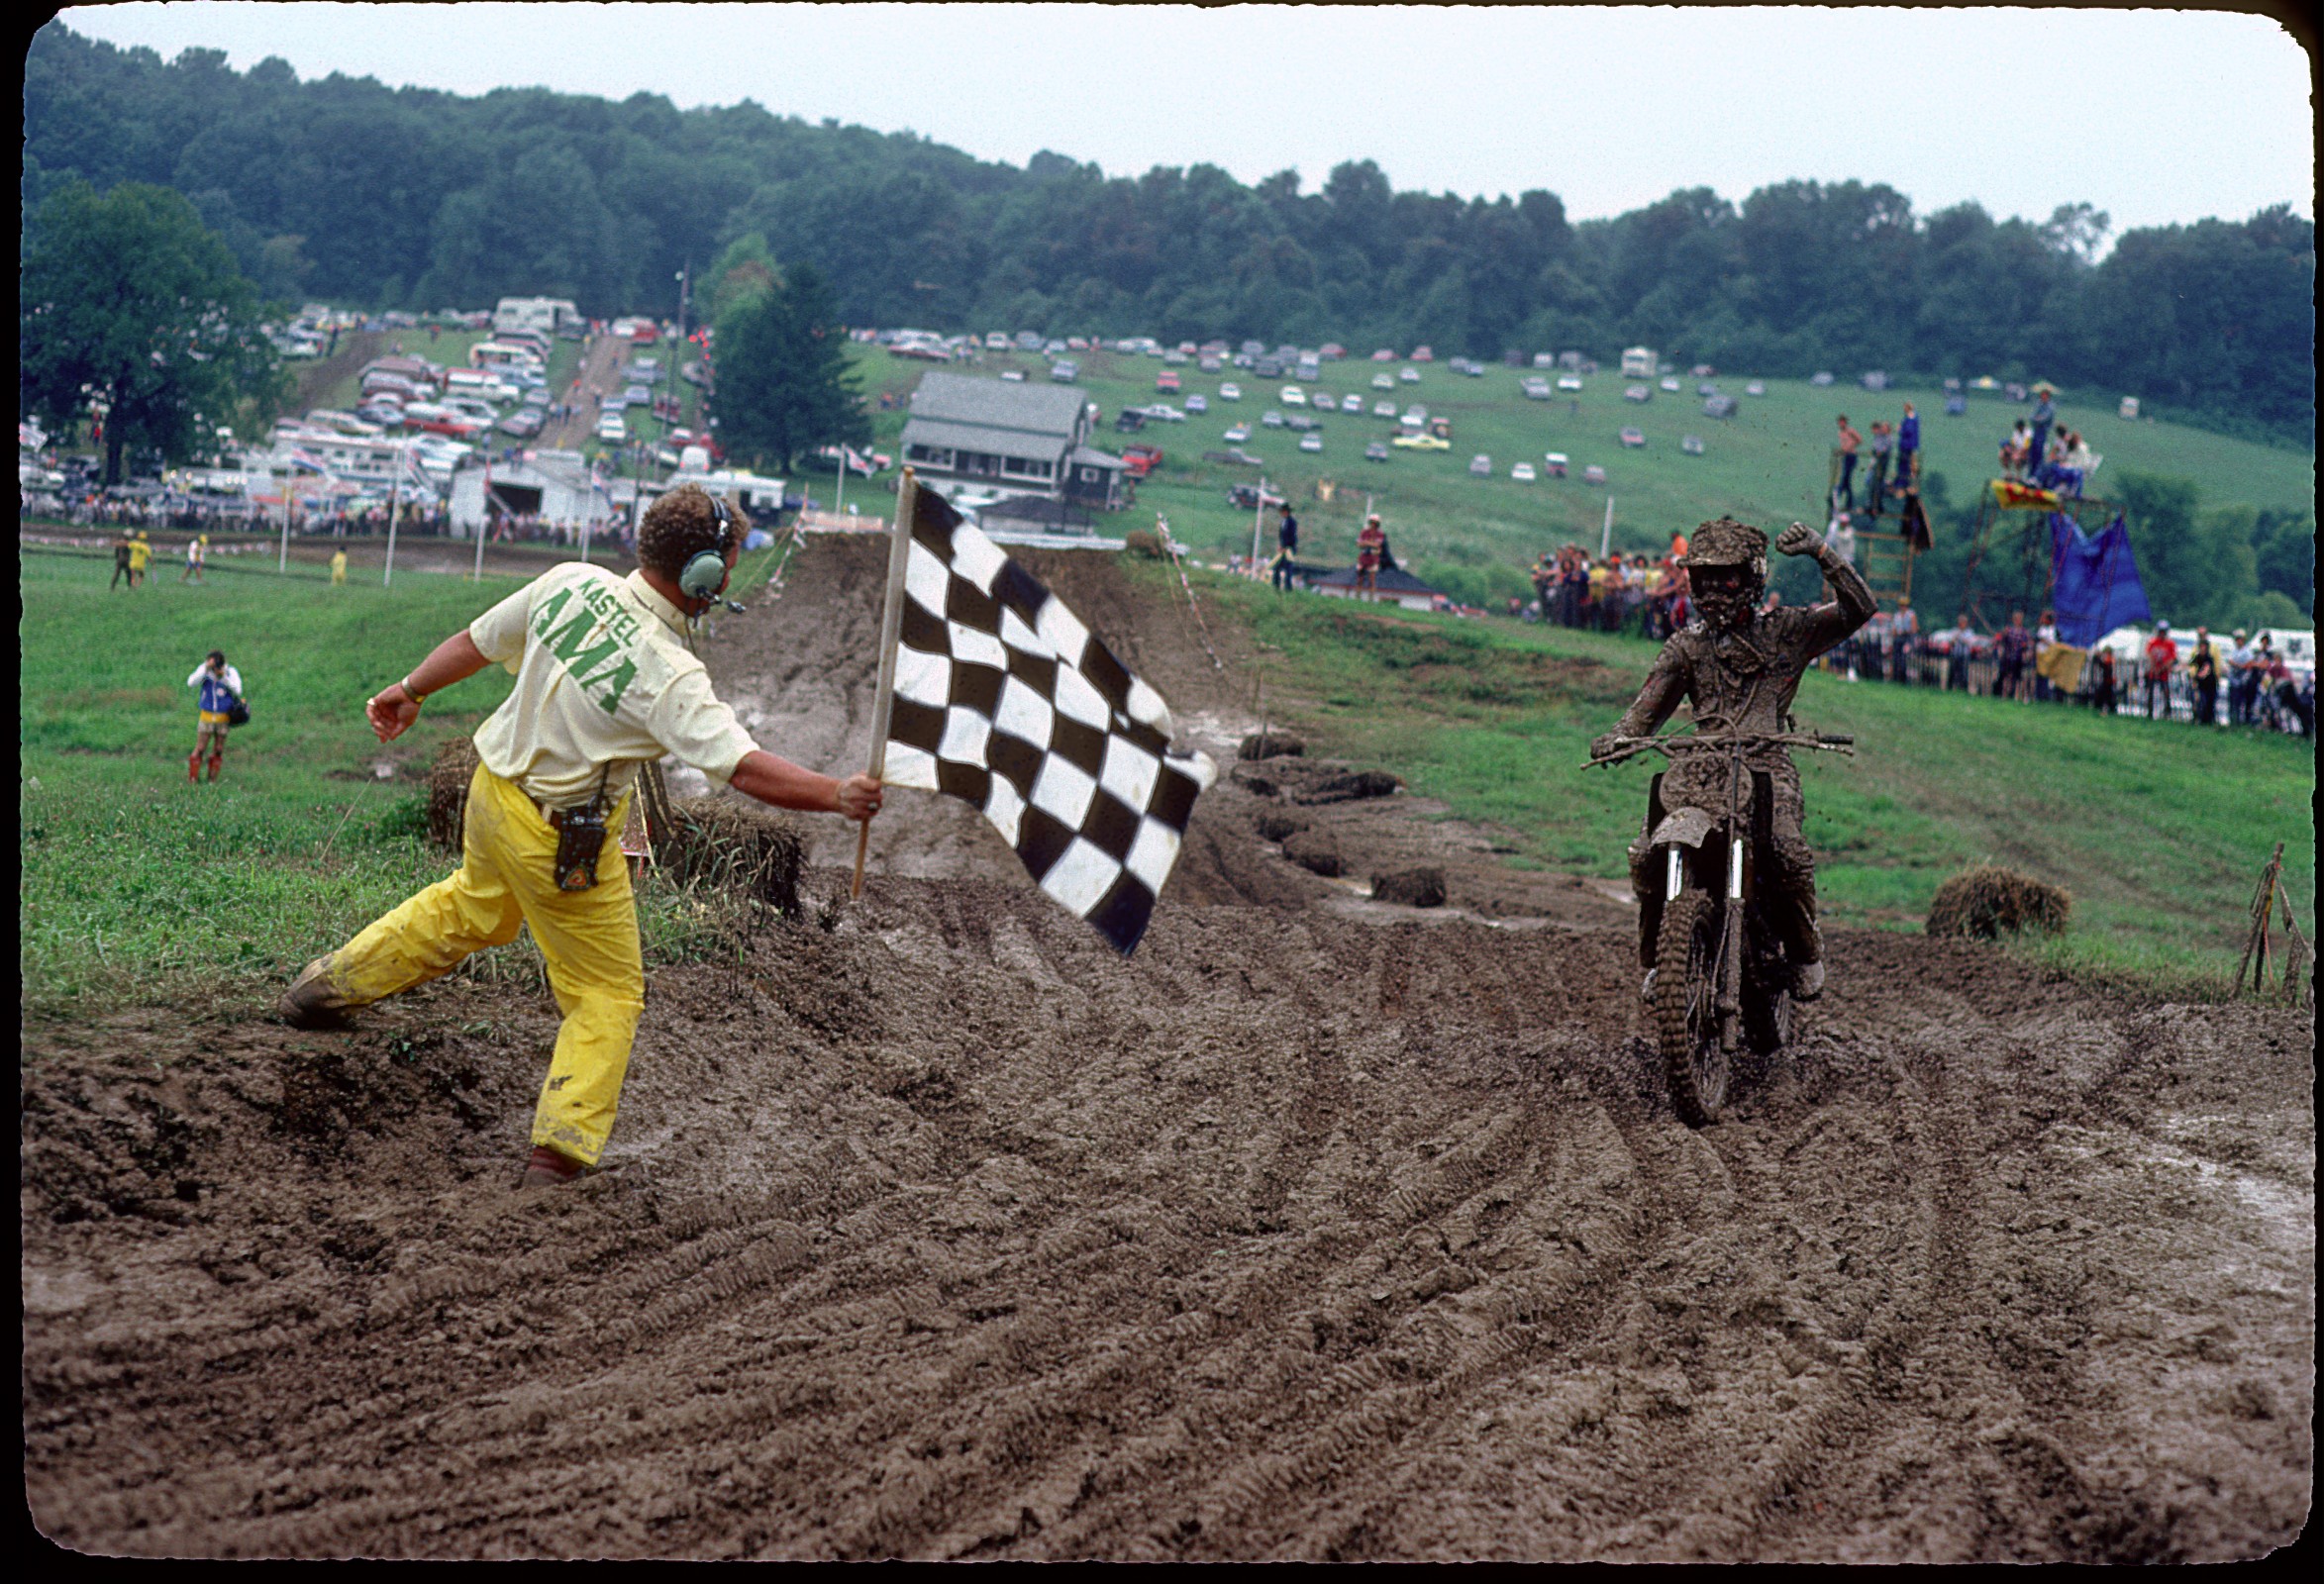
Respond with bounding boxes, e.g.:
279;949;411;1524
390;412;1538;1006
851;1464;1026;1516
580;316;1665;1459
854;464;918;900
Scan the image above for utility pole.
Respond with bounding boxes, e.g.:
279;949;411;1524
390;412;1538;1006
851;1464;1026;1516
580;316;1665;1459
383;446;403;588
1249;476;1266;575
1600;495;1614;559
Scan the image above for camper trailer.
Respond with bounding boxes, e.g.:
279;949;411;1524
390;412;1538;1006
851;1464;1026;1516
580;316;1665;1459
492;297;582;338
1621;346;1659;379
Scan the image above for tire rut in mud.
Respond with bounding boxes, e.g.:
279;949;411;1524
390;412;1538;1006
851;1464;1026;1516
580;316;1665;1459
21;885;2312;1561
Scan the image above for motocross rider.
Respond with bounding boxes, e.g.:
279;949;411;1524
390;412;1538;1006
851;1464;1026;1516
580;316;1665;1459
1591;516;1875;1003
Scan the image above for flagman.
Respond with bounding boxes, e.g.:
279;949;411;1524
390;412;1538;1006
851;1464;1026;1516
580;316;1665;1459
279;485;883;1187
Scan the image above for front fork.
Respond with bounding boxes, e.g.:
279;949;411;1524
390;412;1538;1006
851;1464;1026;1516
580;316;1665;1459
1667;836;1749;1047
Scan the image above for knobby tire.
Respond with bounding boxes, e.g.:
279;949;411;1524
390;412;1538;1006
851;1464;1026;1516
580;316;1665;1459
1654;889;1728;1126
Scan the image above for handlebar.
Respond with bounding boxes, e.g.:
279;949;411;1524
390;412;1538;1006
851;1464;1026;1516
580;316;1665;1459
1585;732;1856;767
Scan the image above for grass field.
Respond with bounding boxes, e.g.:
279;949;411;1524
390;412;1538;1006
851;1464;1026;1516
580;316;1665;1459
1151;561;2315;993
846;343;2314;606
18;544;792;1019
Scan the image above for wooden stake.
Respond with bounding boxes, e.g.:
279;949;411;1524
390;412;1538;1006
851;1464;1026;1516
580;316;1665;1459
853;466;919;901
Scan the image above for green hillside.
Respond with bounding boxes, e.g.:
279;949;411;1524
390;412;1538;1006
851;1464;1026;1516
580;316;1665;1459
852;344;2314;616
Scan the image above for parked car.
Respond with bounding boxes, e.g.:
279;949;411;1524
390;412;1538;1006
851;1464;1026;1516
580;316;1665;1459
1583;463;1607;484
1681;435;1706;455
1298;434;1323;452
1050;359;1079;382
1223;424;1251;443
1218;381;1243;401
1543;452;1569;476
1255;358;1283;378
1373;400;1398;418
1156;370;1181;393
500;408;545;438
1399;366;1422;383
1511;461;1537;482
1341;394;1364;413
1467;453;1492;475
1411;346;1435;362
1279;385;1306;406
1523;378;1553;400
1121;445;1164;478
1262;410;1286;428
1227;481;1286;511
1371;372;1395;390
1113;410;1148;433
1620;427;1647;447
1185;393;1208;413
1690;364;1715;378
1697;382;1719;397
1000;369;1026;381
1625;384;1651;403
1371;348;1396;361
1364;441;1390;461
1661;375;1681;393
1142;403;1186;423
1285;415;1319;432
1392;434;1449;450
1745;380;1766;396
1704;395;1738;419
1811;371;1836;386
597;414;628;442
1558;374;1584;391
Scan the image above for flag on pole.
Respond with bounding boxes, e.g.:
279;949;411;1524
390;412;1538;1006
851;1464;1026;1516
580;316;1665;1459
874;483;1216;954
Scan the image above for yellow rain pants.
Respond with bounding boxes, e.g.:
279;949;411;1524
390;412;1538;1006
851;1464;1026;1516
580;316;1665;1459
316;763;643;1165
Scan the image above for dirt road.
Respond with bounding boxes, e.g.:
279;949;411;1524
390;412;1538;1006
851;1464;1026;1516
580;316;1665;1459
20;539;2313;1560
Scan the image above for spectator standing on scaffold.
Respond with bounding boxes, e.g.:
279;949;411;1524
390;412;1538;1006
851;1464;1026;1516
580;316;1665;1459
2028;385;2058;474
1833;415;1864;510
1894;402;1920;501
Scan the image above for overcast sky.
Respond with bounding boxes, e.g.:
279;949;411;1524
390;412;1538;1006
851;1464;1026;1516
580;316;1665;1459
51;4;2315;240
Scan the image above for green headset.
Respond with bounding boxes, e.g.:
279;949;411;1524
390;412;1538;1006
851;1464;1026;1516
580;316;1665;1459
678;492;746;613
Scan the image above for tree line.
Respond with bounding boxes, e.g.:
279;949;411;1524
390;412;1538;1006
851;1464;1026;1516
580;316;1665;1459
25;24;2315;448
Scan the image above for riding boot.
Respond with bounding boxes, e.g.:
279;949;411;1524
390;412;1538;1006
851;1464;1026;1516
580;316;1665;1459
187;751;203;783
206;753;223;782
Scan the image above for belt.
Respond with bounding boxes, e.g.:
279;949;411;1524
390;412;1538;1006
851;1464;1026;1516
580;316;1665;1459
523;783;626;827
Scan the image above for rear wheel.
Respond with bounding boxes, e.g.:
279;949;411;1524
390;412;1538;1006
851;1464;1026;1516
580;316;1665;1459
1653;889;1729;1126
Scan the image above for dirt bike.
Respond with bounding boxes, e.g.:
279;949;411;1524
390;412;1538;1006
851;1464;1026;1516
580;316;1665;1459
1588;730;1856;1126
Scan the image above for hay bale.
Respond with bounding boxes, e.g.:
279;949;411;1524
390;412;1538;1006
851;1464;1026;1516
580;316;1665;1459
1281;830;1344;878
426;737;482;850
1293;769;1401;806
1256;812;1309;843
1123;529;1164;559
649;798;805;918
1925;865;2071;940
1238;732;1306;761
1370;867;1447;908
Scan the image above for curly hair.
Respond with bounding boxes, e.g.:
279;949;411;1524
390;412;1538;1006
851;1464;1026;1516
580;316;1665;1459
637;486;734;580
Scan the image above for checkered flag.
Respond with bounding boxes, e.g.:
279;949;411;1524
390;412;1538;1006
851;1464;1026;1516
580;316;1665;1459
875;485;1216;953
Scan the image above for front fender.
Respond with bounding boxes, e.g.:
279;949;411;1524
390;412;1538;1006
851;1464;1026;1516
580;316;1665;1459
1650;806;1719;849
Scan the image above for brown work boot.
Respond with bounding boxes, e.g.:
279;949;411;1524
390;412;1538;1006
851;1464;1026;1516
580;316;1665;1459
520;1145;588;1189
278;954;354;1030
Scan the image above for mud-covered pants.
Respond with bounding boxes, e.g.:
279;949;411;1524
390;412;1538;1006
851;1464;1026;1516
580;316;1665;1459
308;764;643;1165
1627;756;1820;972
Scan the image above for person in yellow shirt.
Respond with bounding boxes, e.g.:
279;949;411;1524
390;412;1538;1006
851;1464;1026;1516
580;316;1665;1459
330;547;349;586
278;487;884;1187
126;531;152;587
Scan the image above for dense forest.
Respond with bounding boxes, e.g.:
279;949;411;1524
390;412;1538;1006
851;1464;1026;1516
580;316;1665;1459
22;23;2316;447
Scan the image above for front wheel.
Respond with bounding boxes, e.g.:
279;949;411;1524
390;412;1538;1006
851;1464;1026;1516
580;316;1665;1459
1653;888;1729;1126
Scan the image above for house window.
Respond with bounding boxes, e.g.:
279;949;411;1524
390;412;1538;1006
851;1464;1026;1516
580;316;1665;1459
1002;454;1041;478
1080;467;1099;483
906;444;954;468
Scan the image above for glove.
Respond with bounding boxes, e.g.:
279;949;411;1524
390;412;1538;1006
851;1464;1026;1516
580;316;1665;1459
1774;522;1823;558
1590;733;1622;762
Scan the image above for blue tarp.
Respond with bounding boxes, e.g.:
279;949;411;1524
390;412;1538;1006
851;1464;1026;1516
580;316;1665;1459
2049;511;2152;646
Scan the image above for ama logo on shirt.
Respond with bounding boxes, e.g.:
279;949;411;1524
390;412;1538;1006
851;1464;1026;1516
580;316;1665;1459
530;581;643;713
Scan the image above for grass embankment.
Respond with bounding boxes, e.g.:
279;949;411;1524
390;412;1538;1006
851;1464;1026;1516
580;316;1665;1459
19;545;792;1020
847;343;2315;599
1159;564;2314;994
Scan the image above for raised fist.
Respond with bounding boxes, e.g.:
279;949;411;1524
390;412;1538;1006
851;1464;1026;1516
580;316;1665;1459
1774;523;1822;558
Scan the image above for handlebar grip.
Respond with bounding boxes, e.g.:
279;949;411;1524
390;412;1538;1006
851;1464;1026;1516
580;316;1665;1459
1817;734;1855;745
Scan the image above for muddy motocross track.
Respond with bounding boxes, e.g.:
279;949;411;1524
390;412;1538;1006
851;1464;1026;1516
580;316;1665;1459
22;540;2313;1560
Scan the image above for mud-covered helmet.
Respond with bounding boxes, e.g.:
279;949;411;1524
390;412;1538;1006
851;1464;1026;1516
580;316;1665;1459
1678;516;1766;628
1677;516;1767;579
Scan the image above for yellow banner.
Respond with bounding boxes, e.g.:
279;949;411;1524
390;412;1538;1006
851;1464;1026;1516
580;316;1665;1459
2036;643;2087;692
1990;479;2063;510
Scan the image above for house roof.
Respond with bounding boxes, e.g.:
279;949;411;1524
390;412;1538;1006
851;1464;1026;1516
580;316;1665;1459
901;417;1072;457
909;371;1087;437
1066;445;1125;470
1301;565;1447;597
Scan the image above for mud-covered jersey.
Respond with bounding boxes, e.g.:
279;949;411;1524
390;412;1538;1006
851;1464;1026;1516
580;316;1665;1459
467;563;758;810
1614;590;1873;752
